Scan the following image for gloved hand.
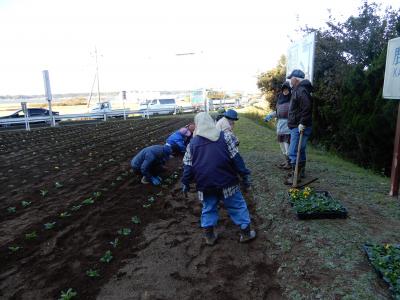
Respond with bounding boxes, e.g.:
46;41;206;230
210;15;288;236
298;124;306;132
242;175;251;191
150;176;161;186
156;176;162;182
182;183;190;197
264;114;273;122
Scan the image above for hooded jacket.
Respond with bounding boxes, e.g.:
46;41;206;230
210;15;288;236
288;79;313;129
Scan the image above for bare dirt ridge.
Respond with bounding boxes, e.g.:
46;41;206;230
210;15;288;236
0;118;283;300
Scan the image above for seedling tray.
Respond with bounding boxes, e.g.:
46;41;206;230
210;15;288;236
287;190;348;220
363;243;400;298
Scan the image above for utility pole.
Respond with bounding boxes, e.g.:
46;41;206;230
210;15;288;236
95;47;101;103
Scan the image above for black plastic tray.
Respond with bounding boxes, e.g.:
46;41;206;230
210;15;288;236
363;243;400;298
287;190;348;220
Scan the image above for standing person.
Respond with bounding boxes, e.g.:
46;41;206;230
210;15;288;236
182;112;256;246
130;144;172;186
285;69;313;185
166;127;192;155
264;81;292;169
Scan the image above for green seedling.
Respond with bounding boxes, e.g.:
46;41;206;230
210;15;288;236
59;288;77;300
143;203;151;208
40;189;48;197
70;205;82;211
82;197;94;205
110;238;119;248
7;207;16;213
93;191;102;198
60;212;71;218
156;191;163;196
116;176;123;181
21;201;32;208
82;172;88;176
8;246;21;252
100;250;113;263
44;222;56;229
25;231;37;240
86;269;100;278
110;182;116;187
117;228;132;236
55;182;63;189
131;216;141;224
148;197;155;203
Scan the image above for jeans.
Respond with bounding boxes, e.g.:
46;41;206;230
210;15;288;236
288;127;312;165
201;190;251;230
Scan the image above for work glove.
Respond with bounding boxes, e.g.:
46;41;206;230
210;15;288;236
182;183;190;197
242;175;251;191
298;124;306;133
264;114;273;122
150;176;161;186
156;176;162;182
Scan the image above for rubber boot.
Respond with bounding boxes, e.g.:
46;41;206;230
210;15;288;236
239;225;256;243
204;227;218;246
300;162;306;179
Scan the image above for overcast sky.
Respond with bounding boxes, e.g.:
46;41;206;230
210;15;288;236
0;0;397;95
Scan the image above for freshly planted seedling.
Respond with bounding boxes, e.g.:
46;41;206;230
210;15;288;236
86;269;100;278
7;207;16;213
131;216;141;224
60;212;71;218
148;196;155;203
143;203;151;208
59;288;77;300
100;250;113;263
111;182;116;187
82;197;94;205
70;205;82;211
8;246;21;252
40;189;48;197
117;228;132;236
25;231;37;240
110;238;119;248
156;191;163;196
55;182;63;189
44;222;56;230
116;176;123;181
21;201;32;208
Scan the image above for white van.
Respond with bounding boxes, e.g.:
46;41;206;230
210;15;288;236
139;98;177;116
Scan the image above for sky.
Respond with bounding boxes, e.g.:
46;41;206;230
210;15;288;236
0;0;398;95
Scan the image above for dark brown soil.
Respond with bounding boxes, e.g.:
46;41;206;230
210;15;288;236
0;118;283;300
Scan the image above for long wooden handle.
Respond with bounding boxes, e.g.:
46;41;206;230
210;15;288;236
292;131;304;187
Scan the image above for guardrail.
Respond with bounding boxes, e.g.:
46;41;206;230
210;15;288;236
0;107;182;131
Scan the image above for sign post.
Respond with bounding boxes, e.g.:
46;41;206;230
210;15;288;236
21;102;30;131
383;37;400;196
42;70;55;127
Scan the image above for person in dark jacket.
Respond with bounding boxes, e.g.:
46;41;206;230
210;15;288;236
264;81;292;169
131;144;172;186
215;108;226;122
285;69;313;185
181;112;256;246
166;127;192;155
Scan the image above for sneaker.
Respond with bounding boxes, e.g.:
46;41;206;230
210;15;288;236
204;227;218;246
141;176;150;184
239;225;256;243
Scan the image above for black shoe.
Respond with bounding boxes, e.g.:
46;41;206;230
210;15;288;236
204;227;218;246
239;225;256;243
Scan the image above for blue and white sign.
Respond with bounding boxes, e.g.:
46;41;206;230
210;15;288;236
383;37;400;99
287;32;316;84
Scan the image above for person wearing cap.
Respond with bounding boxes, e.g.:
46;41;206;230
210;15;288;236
130;144;172;186
284;69;313;185
181;112;256;246
215;108;240;146
215;108;226;122
264;81;292;169
166;127;193;155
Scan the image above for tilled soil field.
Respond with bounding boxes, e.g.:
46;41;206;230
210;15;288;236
0;118;282;300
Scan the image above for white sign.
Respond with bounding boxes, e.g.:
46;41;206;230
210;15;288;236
287;32;316;83
383;37;400;99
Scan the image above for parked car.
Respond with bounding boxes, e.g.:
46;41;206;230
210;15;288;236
0;108;60;127
90;101;125;118
139;98;177;116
